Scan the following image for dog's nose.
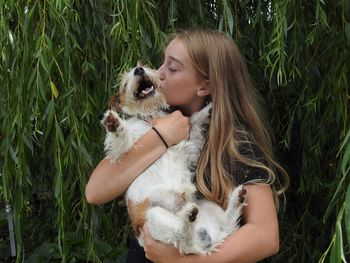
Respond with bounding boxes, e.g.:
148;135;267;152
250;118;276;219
134;67;145;76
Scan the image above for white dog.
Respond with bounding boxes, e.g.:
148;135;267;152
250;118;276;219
102;65;246;254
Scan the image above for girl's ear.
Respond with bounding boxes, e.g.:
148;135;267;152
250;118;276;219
197;79;211;97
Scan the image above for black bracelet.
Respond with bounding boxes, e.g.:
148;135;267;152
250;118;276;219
151;127;169;148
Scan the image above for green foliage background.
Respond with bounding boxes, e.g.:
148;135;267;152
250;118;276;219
0;0;349;262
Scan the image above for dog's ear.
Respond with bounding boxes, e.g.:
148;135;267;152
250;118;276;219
108;92;122;113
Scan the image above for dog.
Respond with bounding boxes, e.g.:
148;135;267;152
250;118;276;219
101;64;246;254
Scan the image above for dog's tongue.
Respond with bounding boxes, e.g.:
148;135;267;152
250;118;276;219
142;86;154;95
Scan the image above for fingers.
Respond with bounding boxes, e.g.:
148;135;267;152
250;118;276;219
141;223;154;260
142;222;150;236
151;110;191;146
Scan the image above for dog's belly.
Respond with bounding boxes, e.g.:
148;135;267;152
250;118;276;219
126;148;194;204
123;117;196;205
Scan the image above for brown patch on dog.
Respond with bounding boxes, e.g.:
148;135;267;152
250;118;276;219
108;92;125;113
104;112;119;132
127;198;150;236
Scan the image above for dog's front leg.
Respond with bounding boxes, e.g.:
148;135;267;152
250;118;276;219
102;110;134;162
182;102;212;167
190;102;212;129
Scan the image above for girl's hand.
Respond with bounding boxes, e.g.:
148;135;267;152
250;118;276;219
151;110;190;146
141;223;183;263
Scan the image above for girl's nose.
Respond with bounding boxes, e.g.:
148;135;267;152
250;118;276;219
157;66;165;80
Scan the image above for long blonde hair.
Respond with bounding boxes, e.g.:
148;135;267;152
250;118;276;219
172;29;289;209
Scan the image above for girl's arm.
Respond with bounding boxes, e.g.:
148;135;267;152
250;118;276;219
85;111;190;205
142;184;279;263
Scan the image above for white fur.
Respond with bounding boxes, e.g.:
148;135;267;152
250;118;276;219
102;65;245;254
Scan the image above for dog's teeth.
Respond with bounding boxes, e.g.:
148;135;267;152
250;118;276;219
142;86;154;95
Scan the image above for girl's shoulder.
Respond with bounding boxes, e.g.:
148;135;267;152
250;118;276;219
230;123;269;185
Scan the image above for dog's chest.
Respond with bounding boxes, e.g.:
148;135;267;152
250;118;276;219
124;116;201;203
125;117;151;137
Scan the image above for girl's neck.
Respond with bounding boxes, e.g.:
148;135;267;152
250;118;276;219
177;98;208;116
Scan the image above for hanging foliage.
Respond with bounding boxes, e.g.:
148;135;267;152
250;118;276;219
0;0;349;262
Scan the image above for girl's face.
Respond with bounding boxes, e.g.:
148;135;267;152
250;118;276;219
157;38;209;115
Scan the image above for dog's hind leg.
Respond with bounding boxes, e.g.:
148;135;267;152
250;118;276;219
175;202;199;223
222;185;246;235
146;206;183;247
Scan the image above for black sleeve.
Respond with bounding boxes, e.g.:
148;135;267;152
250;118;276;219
232;140;270;185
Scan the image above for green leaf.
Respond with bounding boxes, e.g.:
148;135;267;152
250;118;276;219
344;0;350;22
50;80;59;99
54;172;62;199
23;133;34;154
338;129;350;178
225;4;234;36
9;145;19;165
330;223;342;263
79;143;93;167
218;16;224;32
39;54;50;75
345;183;350;251
55;121;65;146
341;144;350;175
44;100;55;142
252;1;262;27
345;23;350;45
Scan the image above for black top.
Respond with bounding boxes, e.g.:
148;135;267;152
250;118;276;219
125;133;269;263
231;137;269;185
126;237;153;263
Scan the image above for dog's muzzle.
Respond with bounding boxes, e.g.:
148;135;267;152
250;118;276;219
133;67;156;99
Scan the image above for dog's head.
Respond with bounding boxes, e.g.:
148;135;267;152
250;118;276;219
109;64;168;117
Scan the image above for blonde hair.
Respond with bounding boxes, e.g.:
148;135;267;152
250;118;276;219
172;29;289;209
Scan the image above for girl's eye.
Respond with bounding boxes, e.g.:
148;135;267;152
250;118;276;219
168;67;177;72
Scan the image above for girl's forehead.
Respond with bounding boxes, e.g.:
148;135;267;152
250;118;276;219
165;39;190;64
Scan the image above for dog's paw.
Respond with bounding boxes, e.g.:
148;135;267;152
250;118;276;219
187;206;199;222
177;203;199;222
102;110;120;132
226;185;247;209
238;187;247;204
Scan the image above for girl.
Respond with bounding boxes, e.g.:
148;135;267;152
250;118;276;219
85;28;288;263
